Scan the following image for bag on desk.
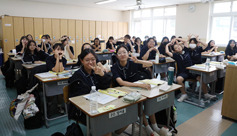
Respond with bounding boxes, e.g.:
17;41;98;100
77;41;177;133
65;123;83;136
123;92;141;103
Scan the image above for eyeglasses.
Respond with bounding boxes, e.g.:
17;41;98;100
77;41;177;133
85;58;96;63
117;51;128;56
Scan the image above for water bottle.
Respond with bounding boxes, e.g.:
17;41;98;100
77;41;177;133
205;58;210;71
155;53;159;63
168;67;174;85
133;48;136;53
90;86;98;114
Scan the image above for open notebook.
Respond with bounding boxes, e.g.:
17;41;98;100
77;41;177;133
83;92;117;105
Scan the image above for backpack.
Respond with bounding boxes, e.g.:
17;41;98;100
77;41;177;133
65;123;83;136
2;60;15;88
149;105;178;134
15;75;28;95
1;59;10;77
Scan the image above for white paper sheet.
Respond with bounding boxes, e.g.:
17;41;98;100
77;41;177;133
83;92;117;105
36;72;57;78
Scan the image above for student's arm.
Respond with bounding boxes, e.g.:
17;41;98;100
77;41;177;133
116;78;151;90
137;45;141;53
20;43;26;53
52;53;65;72
129;55;153;68
112;37;123;44
43;43;49;53
66;45;74;59
142;47;159;60
175;38;188;48
195;35;208;50
166;43;173;57
128;41;134;52
187;33;192;42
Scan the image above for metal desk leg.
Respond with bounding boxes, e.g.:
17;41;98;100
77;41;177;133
139;102;143;136
132;123;135;136
87;115;90;136
166;107;171;128
198;73;203;105
42;83;49;128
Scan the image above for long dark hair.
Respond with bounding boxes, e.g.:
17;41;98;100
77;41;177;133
25;40;37;54
94;38;100;45
161;37;169;43
226;39;236;51
134;37;142;46
80;48;98;61
61;35;70;45
171;35;176;41
207;40;215;48
19;36;29;48
27;34;33;40
81;43;91;53
189;38;198;44
106;36;114;44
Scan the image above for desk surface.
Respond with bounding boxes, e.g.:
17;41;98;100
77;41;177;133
34;72;71;83
202;53;225;57
121;82;182;99
11;57;22;61
8;53;15;56
69;88;147;118
187;65;218;73
152;58;175;65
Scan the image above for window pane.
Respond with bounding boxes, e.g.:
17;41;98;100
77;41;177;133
141;20;151;40
134;21;141;38
153;20;164;42
233;1;237;12
142;9;151;17
164;7;176;16
211;17;231;44
134;11;141;18
153;8;164;16
231;17;237;40
213;2;231;13
165;19;176;39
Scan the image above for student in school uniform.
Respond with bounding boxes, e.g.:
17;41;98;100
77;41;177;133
188;35;208;65
113;35;134;52
170;35;176;41
134;37;143;53
132;36;136;44
22;40;49;64
111;45;161;136
143;35;149;47
200;40;218;54
158;37;170;56
153;36;158;46
92;38;102;52
68;49;112;136
106;36;116;51
61;35;74;60
225;39;237;60
16;36;29;53
165;38;215;102
27;34;33;41
37;35;52;54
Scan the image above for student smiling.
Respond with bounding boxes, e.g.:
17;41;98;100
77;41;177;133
225;39;237;61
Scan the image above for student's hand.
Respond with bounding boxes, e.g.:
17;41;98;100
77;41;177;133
139;83;151;90
60;37;67;41
66;45;70;50
129;53;138;63
194;34;199;40
187;33;192;39
90;64;104;76
159;54;165;58
97;62;107;72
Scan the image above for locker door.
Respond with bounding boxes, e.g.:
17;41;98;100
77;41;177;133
83;20;89;43
107;21;113;39
2;16;14;62
118;22;123;38
34;18;43;44
76;20;82;57
68;19;76;58
113;22;118;39
123;22;128;35
60;19;68;36
101;21;108;41
89;21;95;41
96;21;104;49
43;18;52;39
13;17;24;46
24;17;34;38
52;19;60;41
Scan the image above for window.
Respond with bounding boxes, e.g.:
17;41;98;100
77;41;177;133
213;2;231;13
210;1;237;46
132;7;176;41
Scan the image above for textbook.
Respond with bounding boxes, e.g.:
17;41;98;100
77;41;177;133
139;79;165;85
83;92;117;105
98;88;128;98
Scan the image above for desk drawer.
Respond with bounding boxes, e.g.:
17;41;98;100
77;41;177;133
203;71;217;84
217;69;226;78
153;63;171;74
44;80;68;96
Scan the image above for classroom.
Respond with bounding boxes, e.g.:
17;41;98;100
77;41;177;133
0;0;237;136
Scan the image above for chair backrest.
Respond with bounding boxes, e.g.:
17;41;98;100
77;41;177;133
63;85;69;103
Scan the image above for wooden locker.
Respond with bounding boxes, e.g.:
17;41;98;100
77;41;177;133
101;21;108;41
123;22;128;35
43;18;52;39
60;19;68;36
108;22;113;39
96;21;102;38
76;20;82;57
34;18;43;44
68;19;76;59
89;21;95;41
24;17;34;38
112;22;118;39
52;19;60;41
13;17;24;46
2;16;14;62
83;20;89;43
118;22;123;38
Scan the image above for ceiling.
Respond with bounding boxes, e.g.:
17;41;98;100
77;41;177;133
23;0;202;10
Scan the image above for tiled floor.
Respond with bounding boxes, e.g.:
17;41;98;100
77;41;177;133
0;74;236;136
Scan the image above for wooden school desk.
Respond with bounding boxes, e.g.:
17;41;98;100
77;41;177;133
186;66;218;108
123;81;181;132
11;56;23;80
7;52;15;58
69;90;147;136
201;53;225;62
152;57;175;76
35;73;71;128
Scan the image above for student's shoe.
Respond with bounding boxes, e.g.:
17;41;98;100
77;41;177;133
204;93;216;100
177;94;188;102
150;131;160;136
57;106;65;115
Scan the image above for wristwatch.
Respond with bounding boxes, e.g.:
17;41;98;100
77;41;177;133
59;59;63;62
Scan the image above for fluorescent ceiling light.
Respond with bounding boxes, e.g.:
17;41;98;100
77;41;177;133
95;0;117;5
125;5;146;9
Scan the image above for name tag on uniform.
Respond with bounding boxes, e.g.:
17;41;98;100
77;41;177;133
109;108;126;118
157;94;168;102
